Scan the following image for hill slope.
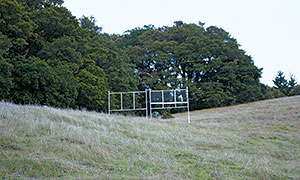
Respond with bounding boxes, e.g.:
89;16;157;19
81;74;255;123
1;96;300;179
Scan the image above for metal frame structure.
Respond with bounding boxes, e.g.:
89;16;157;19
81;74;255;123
108;90;148;119
108;88;190;123
149;87;190;123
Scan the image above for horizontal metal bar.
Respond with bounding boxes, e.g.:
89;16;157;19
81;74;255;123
150;102;188;105
151;89;186;92
110;91;146;95
151;106;188;110
110;108;146;112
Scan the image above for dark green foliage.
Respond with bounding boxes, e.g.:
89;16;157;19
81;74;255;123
260;85;285;99
31;6;78;42
273;71;297;96
46;60;79;108
290;85;300;96
78;16;138;92
0;0;37;57
0;58;13;100
15;0;64;11
87;35;138;92
10;56;55;104
0;32;12;57
79;16;102;36
190;82;232;109
76;65;108;111
234;84;263;104
120;22;270;109
288;74;297;92
0;0;115;111
1;0;294;112
273;71;288;94
37;36;83;70
8;56;77;107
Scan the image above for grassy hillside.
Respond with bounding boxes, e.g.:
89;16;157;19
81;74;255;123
1;96;300;179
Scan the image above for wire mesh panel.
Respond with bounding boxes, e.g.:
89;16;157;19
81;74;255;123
149;88;190;123
175;89;187;102
151;91;162;102
164;90;174;102
109;93;121;110
108;88;190;123
108;91;148;118
122;93;133;110
134;92;146;109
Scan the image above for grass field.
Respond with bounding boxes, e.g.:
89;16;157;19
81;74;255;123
1;96;300;179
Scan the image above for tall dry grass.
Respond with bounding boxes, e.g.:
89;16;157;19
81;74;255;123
0;96;300;179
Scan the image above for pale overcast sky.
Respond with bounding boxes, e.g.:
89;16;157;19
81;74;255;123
64;0;300;86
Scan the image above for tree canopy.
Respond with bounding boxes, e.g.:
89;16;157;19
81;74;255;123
273;71;297;96
119;22;283;109
0;0;137;111
0;0;296;112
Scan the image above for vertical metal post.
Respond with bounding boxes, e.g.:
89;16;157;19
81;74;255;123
149;89;152;119
161;90;164;108
174;89;177;108
120;93;123;110
145;90;148;119
108;91;110;115
186;87;190;123
133;92;135;110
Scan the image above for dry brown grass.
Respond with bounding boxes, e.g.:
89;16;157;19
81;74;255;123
1;96;300;179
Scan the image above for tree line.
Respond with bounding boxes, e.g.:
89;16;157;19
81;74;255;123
0;0;137;111
0;0;298;112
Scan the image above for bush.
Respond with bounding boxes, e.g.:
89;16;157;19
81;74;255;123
161;109;174;119
290;85;300;96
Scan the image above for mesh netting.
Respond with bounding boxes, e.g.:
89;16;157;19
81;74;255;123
151;89;187;103
110;92;146;110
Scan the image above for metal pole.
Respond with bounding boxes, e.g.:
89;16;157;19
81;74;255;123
133;92;135;110
161;90;164;108
149;89;152;119
120;93;123;110
145;90;148;119
174;89;177;108
186;87;190;123
108;91;110;115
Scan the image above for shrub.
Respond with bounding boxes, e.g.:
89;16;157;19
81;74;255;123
161;109;174;119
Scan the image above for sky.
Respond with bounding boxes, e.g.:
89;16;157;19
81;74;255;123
64;0;300;86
